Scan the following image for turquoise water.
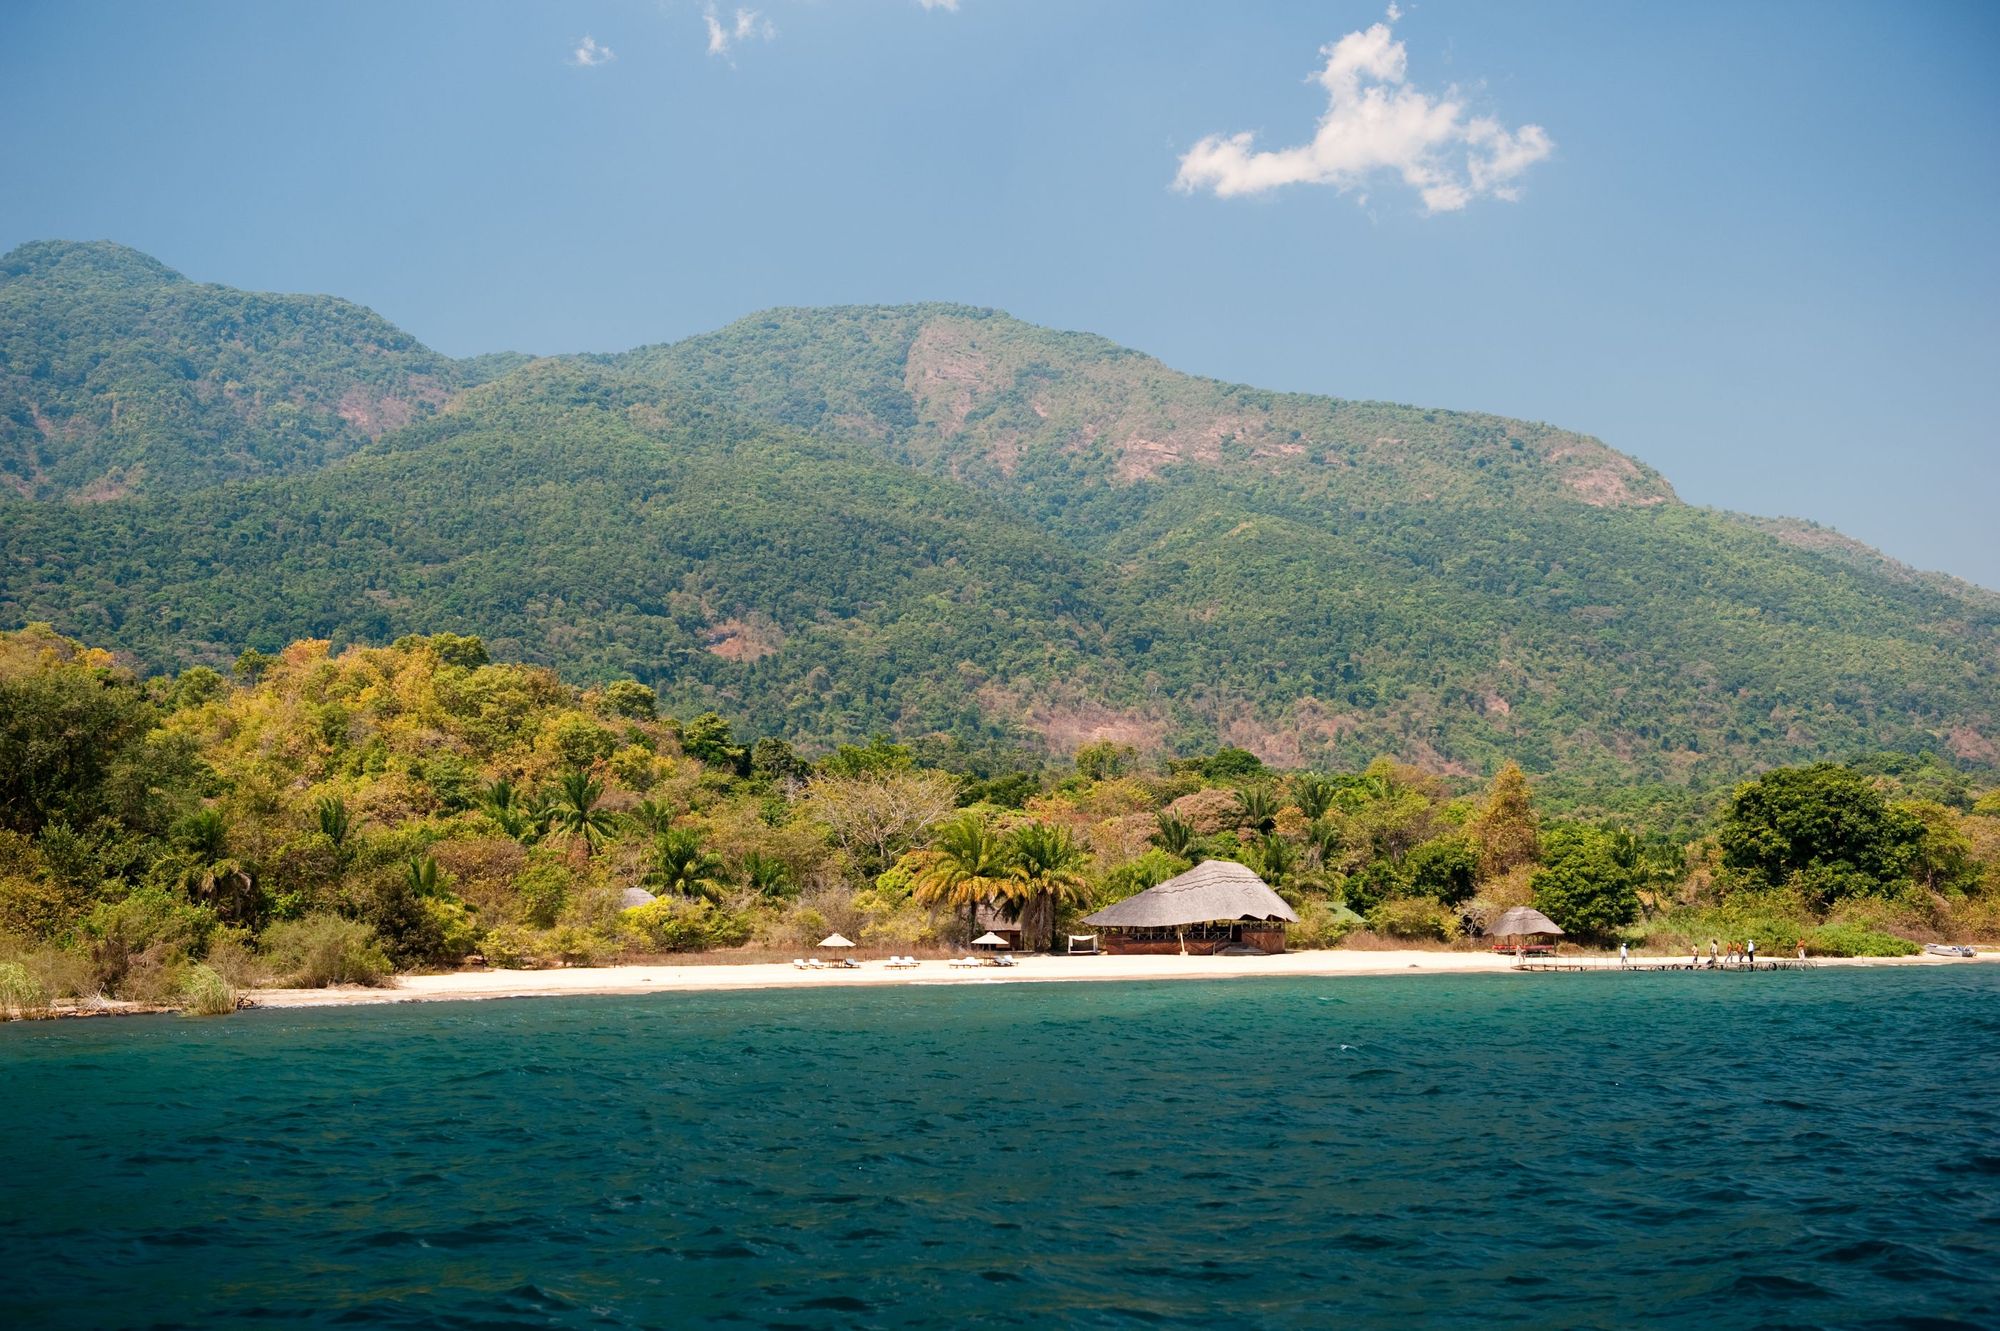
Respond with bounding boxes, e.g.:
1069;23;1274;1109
4;968;1997;1329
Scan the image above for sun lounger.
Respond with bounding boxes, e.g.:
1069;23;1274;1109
885;956;919;969
949;956;981;969
792;959;809;969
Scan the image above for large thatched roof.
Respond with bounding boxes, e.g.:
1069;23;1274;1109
1083;860;1298;929
1485;906;1565;937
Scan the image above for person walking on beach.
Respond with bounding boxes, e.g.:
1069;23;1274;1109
1796;938;1806;960
1620;942;1630;968
1746;938;1757;969
1710;938;1719;967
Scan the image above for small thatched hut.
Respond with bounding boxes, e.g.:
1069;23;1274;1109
1083;860;1298;955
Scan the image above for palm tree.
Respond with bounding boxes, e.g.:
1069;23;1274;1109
628;798;676;837
911;814;1018;946
649;827;726;900
1307;817;1349;872
316;795;351;847
406;855;441;897
481;778;539;843
547;770;617;858
1235;786;1280;835
1251;832;1296;887
1008;822;1090;951
1150;812;1204;861
741;850;794;899
1292;773;1337;822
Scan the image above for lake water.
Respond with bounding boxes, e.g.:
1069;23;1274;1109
4;967;1997;1328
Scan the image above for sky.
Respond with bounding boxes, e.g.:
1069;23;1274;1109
3;0;1996;587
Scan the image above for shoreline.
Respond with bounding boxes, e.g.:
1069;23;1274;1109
238;948;1997;1012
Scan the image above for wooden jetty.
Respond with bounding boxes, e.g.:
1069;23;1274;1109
1513;958;1818;974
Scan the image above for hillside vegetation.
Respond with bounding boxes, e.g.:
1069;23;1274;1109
1;241;1996;804
3;626;1995;1015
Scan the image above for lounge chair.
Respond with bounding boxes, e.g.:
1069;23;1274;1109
949;956;981;969
836;958;861;969
993;954;1018;968
792;959;809;969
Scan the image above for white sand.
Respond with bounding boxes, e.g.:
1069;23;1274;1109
247;948;1993;1009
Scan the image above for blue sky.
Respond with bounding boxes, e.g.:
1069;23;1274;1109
3;0;1996;587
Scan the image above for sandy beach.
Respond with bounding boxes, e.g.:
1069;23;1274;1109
245;948;1995;1009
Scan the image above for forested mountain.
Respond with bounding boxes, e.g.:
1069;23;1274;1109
2;241;1996;796
0;240;498;499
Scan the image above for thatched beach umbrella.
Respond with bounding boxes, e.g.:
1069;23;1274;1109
817;933;855;950
971;931;1009;951
1485;906;1564;941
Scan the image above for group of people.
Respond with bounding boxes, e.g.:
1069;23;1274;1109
1608;938;1809;969
1683;938;1806;968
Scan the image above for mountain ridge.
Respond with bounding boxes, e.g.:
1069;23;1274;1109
1;239;1994;789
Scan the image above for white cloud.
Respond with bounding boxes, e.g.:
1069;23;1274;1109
1173;14;1552;214
919;0;960;10
569;35;616;68
705;5;776;57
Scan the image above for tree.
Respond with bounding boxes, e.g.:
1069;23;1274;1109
627;798;676;837
546;770;617;858
911;814;1017;945
681;712;747;772
649;828;726;900
1292;773;1337;822
1200;747;1265;780
1468;762;1539;878
1404;836;1480;906
1531;825;1639;937
0;638;163;834
316;796;351;848
1719;763;1922;902
801;769;960;875
1008;822;1090;951
601;679;657;720
1150;812;1204;861
740;850;795;899
1249;832;1297;888
1073;741;1134;782
750;737;806;783
1234;787;1280;835
405;855;442;897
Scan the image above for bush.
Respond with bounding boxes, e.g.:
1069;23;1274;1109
180;963;236;1016
515;859;572;928
0;961;46;1018
1807;923;1920;958
259;914;391;987
1291;900;1365;950
546;926;614;967
479;924;541;969
1365;897;1461;942
621;898;754;952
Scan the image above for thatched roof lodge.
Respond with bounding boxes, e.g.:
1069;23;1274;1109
1082;860;1298;955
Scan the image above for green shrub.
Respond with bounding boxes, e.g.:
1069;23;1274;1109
1365;897;1461;942
0;961;46;1018
546;926;613;967
1291;900;1365;950
259;914;391;987
621;898;754;952
1807;923;1920;958
479;923;540;969
515;859;572;928
180;963;236;1016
